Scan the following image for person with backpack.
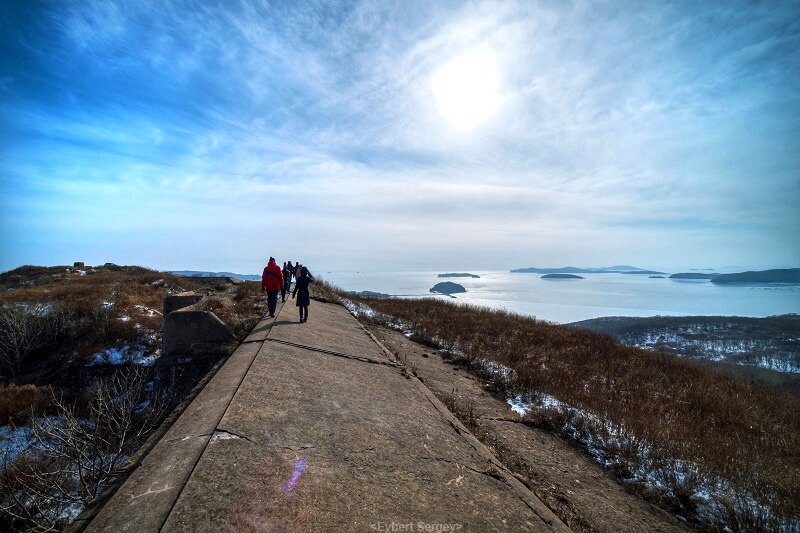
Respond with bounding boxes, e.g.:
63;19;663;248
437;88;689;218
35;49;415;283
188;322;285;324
261;257;284;318
292;266;313;323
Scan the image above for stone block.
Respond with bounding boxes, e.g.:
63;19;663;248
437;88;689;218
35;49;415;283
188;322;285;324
163;292;203;316
162;309;234;358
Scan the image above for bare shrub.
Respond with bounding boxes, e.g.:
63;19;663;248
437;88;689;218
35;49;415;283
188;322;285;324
0;369;171;530
0;305;65;378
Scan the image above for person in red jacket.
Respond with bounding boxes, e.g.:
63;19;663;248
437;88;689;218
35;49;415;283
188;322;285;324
261;257;284;318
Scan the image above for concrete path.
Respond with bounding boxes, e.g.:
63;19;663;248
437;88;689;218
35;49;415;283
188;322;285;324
87;301;569;532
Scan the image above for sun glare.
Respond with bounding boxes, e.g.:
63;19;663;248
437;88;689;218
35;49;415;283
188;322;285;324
431;49;500;131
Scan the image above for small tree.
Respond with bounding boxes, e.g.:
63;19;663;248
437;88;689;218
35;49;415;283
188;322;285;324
0;305;53;378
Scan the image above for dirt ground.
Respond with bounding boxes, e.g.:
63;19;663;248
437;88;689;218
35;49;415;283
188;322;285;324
367;324;691;533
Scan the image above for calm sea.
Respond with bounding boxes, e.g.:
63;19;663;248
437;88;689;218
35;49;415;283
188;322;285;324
319;270;800;324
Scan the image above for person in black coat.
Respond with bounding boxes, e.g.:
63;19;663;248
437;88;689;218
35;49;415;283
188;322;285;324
281;262;291;302
292;266;313;323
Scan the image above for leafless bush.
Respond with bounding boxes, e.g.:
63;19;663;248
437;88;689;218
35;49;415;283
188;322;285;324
0;369;171;531
0;305;65;378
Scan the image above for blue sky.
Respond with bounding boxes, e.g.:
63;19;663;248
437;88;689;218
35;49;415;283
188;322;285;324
1;0;798;273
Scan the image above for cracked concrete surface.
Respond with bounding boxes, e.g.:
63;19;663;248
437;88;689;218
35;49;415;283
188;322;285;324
87;301;568;532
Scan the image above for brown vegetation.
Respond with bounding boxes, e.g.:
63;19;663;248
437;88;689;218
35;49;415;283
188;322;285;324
0;265;268;530
351;296;800;529
0;385;52;426
196;281;266;341
0;265;197;379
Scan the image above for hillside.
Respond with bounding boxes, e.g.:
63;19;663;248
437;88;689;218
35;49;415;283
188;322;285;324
0;265;265;530
712;268;800;284
570;315;800;394
345;294;800;531
169;270;261;281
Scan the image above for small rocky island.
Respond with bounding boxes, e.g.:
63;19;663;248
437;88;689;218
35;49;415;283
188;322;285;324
541;273;584;279
438;273;480;278
430;281;467;295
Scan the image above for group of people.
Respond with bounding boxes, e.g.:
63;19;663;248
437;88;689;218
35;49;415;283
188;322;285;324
261;258;314;323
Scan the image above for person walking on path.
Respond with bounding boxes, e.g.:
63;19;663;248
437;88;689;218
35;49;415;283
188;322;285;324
286;261;294;286
281;262;290;302
261;257;284;318
292;266;313;323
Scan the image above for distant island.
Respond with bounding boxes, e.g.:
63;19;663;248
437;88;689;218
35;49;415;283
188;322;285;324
542;273;584;279
711;268;800;284
669;273;719;280
430;281;467;295
649;276;665;278
170;270;261;281
511;265;664;274
343;290;391;299
438;273;480;278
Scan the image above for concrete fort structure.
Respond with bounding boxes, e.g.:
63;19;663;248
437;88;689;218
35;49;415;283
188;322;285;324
80;299;571;532
161;292;234;360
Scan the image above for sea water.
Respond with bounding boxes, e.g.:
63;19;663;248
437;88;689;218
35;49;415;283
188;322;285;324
320;270;800;324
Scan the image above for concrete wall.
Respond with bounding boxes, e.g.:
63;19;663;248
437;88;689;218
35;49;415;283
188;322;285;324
162;292;234;360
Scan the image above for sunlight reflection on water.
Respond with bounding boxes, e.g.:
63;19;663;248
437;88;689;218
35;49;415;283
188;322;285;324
321;270;800;324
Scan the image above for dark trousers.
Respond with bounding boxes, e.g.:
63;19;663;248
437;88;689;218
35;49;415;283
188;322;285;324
299;305;308;322
267;291;278;316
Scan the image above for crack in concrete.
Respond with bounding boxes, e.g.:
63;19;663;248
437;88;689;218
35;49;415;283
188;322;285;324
164;433;212;444
411;455;502;480
211;429;253;442
265;338;400;368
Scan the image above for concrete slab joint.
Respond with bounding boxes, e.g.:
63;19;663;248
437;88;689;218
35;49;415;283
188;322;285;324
162;292;234;359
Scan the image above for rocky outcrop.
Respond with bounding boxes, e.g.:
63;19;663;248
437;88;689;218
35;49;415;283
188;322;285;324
542;273;583;279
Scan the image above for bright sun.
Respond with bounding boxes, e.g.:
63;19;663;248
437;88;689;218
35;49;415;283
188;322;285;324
431;49;500;131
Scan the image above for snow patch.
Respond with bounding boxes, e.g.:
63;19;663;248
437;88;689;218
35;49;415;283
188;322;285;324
506;394;531;416
90;344;159;366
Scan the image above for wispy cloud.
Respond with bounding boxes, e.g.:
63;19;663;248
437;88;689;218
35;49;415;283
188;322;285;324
1;0;798;272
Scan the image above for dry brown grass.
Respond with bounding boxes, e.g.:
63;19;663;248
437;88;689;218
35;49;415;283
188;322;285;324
194;282;265;341
310;279;345;304
0;266;198;377
353;296;800;529
0;385;52;425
